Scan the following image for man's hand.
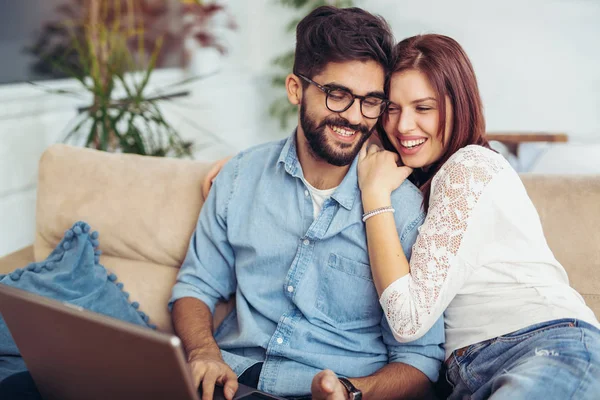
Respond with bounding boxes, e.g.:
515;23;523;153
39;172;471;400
189;351;238;400
311;370;348;400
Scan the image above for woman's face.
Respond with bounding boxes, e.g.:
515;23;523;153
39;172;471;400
383;69;453;169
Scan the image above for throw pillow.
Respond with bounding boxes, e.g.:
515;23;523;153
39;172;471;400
0;221;155;382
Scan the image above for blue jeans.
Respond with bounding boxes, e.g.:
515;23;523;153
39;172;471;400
444;319;600;399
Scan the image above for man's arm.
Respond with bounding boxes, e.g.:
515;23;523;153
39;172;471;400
350;362;435;399
169;156;240;400
172;297;219;357
172;297;238;400
312;362;436;400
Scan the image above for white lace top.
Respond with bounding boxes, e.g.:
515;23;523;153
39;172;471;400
380;145;599;360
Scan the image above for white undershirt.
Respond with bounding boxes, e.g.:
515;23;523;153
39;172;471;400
379;145;599;360
304;181;337;219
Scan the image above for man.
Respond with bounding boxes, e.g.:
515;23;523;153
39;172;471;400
170;6;444;400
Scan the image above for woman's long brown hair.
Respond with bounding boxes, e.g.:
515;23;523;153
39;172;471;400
378;34;490;211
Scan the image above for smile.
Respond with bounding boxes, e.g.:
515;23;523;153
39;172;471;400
328;124;357;137
400;138;427;149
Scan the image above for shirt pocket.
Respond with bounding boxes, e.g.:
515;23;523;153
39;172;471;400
315;253;382;330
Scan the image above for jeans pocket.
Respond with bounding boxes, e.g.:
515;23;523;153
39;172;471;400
496;320;575;343
453;339;494;363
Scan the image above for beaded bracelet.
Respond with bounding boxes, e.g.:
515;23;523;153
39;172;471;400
361;206;395;222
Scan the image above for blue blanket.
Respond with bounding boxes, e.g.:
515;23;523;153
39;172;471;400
0;221;154;382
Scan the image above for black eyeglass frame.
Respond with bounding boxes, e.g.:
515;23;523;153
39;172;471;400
297;73;389;119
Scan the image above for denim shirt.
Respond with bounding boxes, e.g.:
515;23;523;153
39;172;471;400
170;134;445;396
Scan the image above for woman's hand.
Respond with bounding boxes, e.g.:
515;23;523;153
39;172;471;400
358;144;413;207
201;156;232;200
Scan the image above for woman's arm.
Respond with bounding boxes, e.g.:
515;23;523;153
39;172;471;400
362;191;409;296
358;144;413;295
358;145;505;341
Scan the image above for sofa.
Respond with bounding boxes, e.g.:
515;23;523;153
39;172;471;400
0;144;599;334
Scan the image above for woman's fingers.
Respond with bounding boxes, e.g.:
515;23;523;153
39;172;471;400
367;143;381;155
359;143;368;162
201;156;232;200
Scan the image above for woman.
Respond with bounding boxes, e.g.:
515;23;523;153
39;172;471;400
358;34;600;399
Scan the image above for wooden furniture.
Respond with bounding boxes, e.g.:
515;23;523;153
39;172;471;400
486;132;568;157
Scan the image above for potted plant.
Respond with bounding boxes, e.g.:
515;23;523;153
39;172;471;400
28;0;236;157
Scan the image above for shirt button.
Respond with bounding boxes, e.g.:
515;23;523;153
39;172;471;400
303;239;310;246
304;190;309;197
287;285;294;293
277;337;284;344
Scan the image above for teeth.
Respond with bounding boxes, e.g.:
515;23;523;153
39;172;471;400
330;125;356;137
401;138;426;148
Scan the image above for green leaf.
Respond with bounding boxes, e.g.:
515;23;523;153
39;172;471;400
269;95;297;129
85;118;99;147
278;0;313;8
134;37;163;97
271;75;288;87
63;113;90;143
285;18;302;33
272;51;295;69
127;122;147;155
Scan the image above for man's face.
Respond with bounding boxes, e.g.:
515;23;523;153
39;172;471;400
298;60;385;167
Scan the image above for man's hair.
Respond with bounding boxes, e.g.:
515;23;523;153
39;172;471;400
293;6;394;80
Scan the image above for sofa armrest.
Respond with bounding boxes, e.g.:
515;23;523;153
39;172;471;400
0;245;35;275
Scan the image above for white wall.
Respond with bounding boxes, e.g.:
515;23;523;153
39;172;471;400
227;0;600;141
1;0;599;257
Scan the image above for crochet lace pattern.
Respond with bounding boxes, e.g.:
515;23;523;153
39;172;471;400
380;146;506;339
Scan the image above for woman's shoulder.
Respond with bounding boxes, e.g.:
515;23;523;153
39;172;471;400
436;145;508;181
447;144;507;169
431;145;510;199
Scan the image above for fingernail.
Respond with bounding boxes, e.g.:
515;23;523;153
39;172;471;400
226;387;235;398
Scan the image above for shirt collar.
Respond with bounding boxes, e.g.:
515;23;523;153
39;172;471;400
277;130;359;211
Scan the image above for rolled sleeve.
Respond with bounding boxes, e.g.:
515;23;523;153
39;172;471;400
383;316;445;382
168;157;238;314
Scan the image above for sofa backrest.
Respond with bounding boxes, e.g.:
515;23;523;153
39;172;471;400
33;145;600;332
34;144;218;331
520;174;600;317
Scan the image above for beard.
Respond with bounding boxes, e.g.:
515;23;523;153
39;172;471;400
299;98;373;167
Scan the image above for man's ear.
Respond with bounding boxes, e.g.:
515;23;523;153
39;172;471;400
286;74;303;105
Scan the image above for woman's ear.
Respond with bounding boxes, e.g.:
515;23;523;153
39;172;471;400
286;74;303;105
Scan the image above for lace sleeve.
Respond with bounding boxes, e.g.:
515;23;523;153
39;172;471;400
380;146;506;342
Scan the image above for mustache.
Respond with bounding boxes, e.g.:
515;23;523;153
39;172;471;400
318;117;370;135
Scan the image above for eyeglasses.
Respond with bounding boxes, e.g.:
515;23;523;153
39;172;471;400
297;74;388;119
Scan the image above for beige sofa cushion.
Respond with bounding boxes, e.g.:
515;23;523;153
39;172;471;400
0;246;34;275
33;144;215;331
521;174;600;317
23;145;600;331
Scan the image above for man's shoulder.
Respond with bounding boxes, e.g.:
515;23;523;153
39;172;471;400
234;137;288;165
390;179;424;210
388;179;425;237
219;138;288;180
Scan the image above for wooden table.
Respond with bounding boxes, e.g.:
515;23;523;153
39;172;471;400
486;132;568;157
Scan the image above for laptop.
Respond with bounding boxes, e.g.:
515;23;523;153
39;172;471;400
0;284;286;400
